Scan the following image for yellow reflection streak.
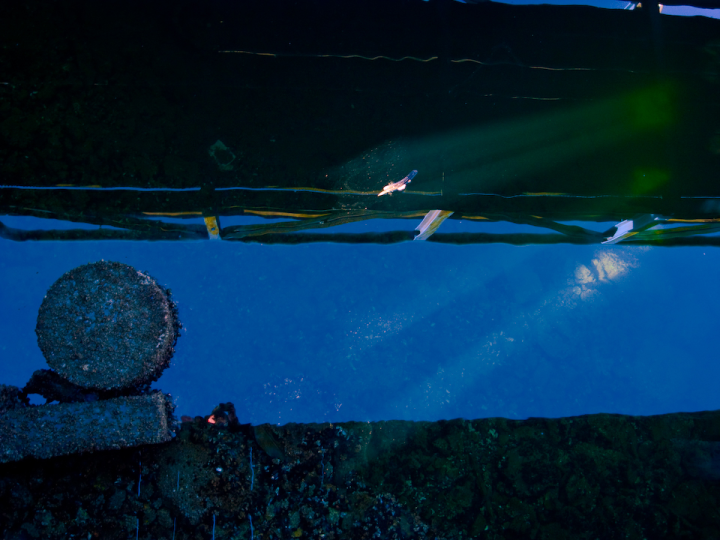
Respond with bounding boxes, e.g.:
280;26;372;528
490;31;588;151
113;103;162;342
243;210;330;219
219;50;438;62
142;211;203;217
219;50;646;73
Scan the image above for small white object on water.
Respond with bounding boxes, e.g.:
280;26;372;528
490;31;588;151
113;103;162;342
378;170;417;196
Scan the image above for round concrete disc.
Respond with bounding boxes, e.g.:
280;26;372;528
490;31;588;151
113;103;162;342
36;261;179;390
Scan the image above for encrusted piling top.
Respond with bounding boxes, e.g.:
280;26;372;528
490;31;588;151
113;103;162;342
36;261;180;390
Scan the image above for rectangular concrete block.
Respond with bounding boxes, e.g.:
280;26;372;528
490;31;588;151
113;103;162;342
0;393;172;463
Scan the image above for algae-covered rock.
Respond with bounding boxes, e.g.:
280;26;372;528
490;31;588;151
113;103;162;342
3;408;720;538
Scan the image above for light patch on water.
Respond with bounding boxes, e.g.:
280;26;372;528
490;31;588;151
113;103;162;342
567;249;639;303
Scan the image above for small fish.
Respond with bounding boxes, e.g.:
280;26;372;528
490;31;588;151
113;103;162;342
378;170;417;196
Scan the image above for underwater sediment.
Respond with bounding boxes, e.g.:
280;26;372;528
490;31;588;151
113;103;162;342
2;404;720;539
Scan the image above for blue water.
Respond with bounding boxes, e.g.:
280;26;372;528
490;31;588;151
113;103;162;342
478;0;720;20
2;215;719;424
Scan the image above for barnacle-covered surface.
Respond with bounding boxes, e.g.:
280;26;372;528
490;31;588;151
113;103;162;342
35;261;180;390
0;392;173;463
0;385;29;414
2;404;720;538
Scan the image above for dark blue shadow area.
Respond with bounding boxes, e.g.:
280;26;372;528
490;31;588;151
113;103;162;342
1;225;719;424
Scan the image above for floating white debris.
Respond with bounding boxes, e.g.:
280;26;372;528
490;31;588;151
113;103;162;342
602;214;662;244
414;210;454;241
378;170;417;196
